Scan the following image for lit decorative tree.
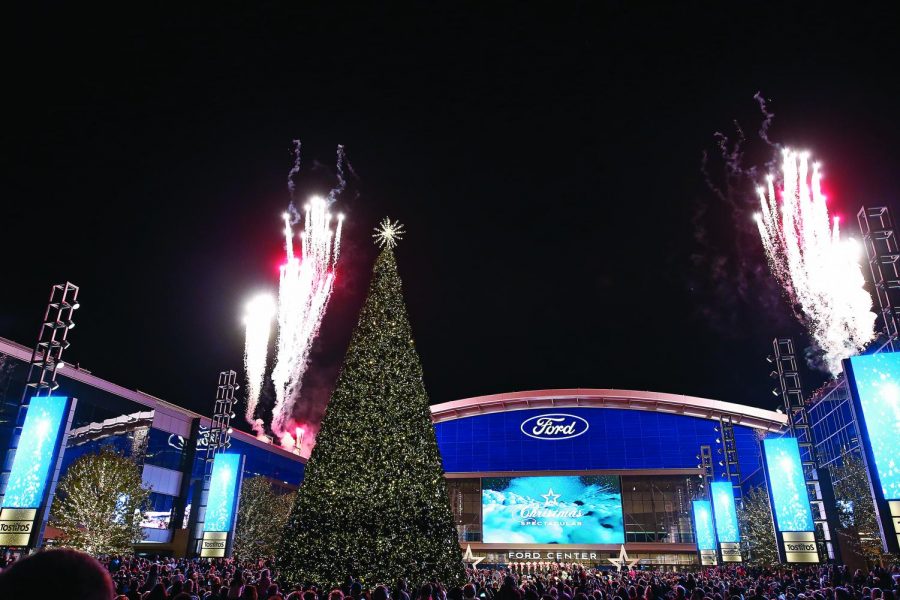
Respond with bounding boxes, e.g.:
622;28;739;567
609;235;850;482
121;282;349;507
737;485;779;566
278;220;464;587
233;476;295;562
830;450;885;563
52;446;150;555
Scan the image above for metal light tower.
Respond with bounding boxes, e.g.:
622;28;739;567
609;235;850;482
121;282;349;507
20;282;79;400
697;444;713;492
716;417;742;503
858;206;900;349
203;370;239;474
0;282;80;482
769;337;840;562
0;282;80;550
188;370;239;556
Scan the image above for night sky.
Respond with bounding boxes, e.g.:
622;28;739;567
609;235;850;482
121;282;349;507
3;4;900;430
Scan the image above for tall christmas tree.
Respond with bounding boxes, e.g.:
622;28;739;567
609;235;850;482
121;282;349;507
278;219;464;587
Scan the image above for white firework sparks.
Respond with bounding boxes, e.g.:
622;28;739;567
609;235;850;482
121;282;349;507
754;149;876;375
270;196;343;439
243;293;276;438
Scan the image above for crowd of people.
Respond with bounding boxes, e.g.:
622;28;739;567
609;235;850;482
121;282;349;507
0;550;898;600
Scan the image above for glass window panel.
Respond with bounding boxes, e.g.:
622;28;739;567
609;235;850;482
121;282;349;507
144;427;186;471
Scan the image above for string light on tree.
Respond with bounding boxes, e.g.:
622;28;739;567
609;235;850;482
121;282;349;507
233;476;296;562
51;447;150;555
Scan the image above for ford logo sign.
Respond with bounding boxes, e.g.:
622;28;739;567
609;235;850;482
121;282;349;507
520;414;589;440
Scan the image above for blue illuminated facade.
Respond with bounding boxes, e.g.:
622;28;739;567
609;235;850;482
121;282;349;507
431;392;787;565
692;500;716;551
807;379;859;476
2;396;70;509
763;437;814;532
710;481;740;543
188;436;303;486
435;406;763;475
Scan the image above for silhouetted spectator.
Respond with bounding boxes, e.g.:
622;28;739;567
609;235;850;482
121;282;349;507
0;548;115;600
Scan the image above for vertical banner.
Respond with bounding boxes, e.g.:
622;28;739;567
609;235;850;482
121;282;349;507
710;481;742;562
0;396;72;548
200;453;243;557
844;354;900;553
692;499;718;565
762;437;819;563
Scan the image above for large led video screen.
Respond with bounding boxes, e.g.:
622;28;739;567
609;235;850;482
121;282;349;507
482;475;624;544
710;481;740;543
2;396;69;509
692;500;716;550
763;437;814;532
848;354;900;500
203;453;241;532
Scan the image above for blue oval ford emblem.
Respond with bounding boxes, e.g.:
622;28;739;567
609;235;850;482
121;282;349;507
520;413;589;440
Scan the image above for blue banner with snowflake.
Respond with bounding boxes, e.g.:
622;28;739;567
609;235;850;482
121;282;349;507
203;453;241;532
763;437;814;532
692;499;717;550
848;354;900;500
2;396;69;509
710;481;740;543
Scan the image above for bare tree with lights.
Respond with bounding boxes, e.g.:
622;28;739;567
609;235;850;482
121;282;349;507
51;446;150;555
233;476;295;562
737;485;779;566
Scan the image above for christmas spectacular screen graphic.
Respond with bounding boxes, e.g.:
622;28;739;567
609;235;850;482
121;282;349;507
482;475;624;544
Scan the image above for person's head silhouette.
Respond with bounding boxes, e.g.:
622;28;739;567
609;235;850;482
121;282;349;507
0;548;114;600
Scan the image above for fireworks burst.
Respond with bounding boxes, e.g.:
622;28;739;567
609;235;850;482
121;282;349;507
754;149;876;374
243;293;276;438
270;196;344;440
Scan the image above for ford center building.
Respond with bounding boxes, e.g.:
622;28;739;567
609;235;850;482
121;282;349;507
2;335;787;563
431;389;786;567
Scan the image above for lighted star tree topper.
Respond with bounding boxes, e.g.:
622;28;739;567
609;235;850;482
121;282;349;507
373;217;404;249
